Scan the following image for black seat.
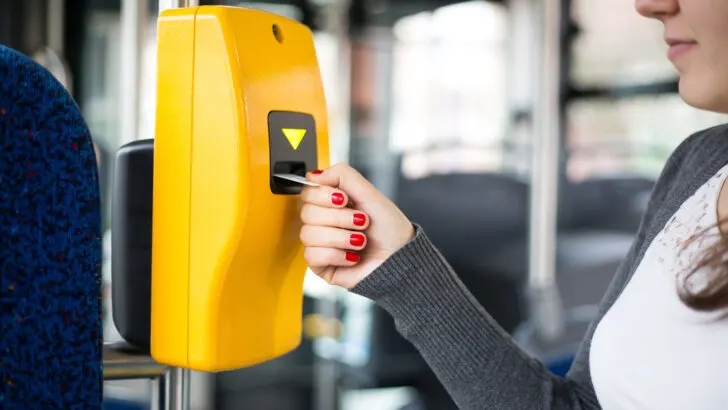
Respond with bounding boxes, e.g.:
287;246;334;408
482;230;633;310
397;173;530;260
562;175;655;233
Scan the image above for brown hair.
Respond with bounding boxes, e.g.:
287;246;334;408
679;221;728;312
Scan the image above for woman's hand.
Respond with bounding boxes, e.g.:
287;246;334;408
299;163;415;289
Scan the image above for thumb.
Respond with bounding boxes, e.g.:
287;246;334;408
307;163;381;205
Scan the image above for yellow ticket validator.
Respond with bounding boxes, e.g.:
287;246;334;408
150;5;329;372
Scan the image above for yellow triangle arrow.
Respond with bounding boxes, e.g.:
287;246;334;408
282;128;307;150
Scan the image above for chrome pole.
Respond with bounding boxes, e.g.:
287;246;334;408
119;0;148;145
314;2;352;409
164;367;191;410
158;0;197;11
527;0;564;341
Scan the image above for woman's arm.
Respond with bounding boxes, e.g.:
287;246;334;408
352;225;601;410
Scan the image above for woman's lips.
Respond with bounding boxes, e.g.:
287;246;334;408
666;40;697;62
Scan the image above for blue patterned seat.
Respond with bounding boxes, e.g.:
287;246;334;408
0;45;103;409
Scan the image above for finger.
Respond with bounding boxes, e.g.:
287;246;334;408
300;225;367;250
307;163;381;205
304;247;361;269
300;185;349;209
300;204;370;230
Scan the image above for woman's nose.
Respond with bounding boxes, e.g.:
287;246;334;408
635;0;679;19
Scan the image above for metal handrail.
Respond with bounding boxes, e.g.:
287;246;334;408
103;342;168;381
103;342;190;410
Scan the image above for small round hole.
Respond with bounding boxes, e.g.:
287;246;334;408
272;24;283;43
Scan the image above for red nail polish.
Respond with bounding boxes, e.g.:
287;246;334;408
346;252;360;262
350;233;365;247
353;213;366;226
311;170;323;174
332;192;344;205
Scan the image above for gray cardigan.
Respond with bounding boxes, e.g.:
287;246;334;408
351;123;728;409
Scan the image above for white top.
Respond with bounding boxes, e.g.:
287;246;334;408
590;164;728;410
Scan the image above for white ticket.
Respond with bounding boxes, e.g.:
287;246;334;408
273;173;322;187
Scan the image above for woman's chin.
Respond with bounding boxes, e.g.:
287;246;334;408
678;76;728;114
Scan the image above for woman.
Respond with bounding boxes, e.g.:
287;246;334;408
299;0;728;409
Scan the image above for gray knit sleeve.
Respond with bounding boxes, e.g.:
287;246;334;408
351;224;600;409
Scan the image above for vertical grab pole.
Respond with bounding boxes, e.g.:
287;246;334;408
164;367;191;410
154;1;197;410
527;0;564;341
314;2;353;410
158;0;197;12
120;0;148;145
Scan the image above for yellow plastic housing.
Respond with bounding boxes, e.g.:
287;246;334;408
151;6;329;372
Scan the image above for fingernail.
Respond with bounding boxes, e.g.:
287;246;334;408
346;252;360;262
311;170;323;175
353;213;366;226
350;233;365;247
331;192;344;206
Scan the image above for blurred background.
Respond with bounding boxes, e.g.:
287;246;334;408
2;0;727;409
